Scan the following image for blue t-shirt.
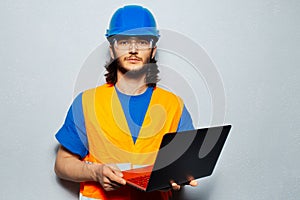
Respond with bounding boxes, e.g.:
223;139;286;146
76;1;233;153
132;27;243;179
115;86;153;143
55;87;194;159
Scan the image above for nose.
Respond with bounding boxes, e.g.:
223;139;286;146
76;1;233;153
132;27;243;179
129;41;138;53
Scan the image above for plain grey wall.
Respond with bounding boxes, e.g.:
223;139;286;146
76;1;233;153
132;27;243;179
0;0;299;199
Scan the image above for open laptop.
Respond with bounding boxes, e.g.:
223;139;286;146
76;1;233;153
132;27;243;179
122;125;232;192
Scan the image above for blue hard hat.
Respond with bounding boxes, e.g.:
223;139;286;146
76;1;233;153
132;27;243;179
105;5;159;38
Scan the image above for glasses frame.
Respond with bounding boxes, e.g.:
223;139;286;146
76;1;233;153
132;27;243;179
113;38;154;51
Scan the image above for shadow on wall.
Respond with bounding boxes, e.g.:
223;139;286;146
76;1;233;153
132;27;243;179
54;144;80;197
55;177;80;197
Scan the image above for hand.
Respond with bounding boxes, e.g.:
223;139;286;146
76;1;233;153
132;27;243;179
170;179;198;191
93;164;126;191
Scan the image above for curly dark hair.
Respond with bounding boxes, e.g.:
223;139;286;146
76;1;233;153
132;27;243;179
104;51;160;88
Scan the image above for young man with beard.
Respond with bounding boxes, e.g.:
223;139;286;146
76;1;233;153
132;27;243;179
54;5;197;200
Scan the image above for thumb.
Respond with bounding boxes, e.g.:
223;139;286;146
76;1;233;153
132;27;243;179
110;166;123;177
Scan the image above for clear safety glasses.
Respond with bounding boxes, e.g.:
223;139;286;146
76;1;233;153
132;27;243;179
113;38;153;50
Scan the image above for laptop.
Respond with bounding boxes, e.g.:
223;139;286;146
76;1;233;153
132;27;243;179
122;125;232;192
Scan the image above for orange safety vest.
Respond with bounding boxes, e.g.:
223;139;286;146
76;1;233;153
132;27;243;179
80;84;183;199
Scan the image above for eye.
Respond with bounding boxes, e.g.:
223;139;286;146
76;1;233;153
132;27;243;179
138;40;149;46
118;40;129;46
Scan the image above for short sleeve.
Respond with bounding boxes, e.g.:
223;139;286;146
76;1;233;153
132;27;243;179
55;93;88;159
177;105;194;132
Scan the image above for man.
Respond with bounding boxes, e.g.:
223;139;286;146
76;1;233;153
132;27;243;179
54;5;197;200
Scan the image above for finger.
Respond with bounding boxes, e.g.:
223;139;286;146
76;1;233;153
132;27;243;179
105;167;126;185
170;181;181;191
111;166;124;178
189;180;198;187
104;165;123;177
107;164;122;176
102;182;118;191
103;176;124;190
103;177;121;187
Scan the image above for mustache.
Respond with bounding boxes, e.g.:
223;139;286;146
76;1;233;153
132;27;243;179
124;56;142;61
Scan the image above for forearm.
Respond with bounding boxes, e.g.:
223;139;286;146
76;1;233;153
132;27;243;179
54;146;98;182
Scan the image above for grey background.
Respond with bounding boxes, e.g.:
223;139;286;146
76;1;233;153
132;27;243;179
0;0;299;199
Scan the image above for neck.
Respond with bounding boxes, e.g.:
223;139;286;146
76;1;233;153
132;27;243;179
116;71;147;95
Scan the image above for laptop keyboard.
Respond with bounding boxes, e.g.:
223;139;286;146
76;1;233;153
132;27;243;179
127;175;150;188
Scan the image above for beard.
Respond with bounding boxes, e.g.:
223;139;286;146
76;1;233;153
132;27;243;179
116;58;150;79
104;54;159;87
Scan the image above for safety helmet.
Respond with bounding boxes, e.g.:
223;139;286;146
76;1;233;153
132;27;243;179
105;5;159;40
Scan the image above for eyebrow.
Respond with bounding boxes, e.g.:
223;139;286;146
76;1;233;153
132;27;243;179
115;35;152;40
